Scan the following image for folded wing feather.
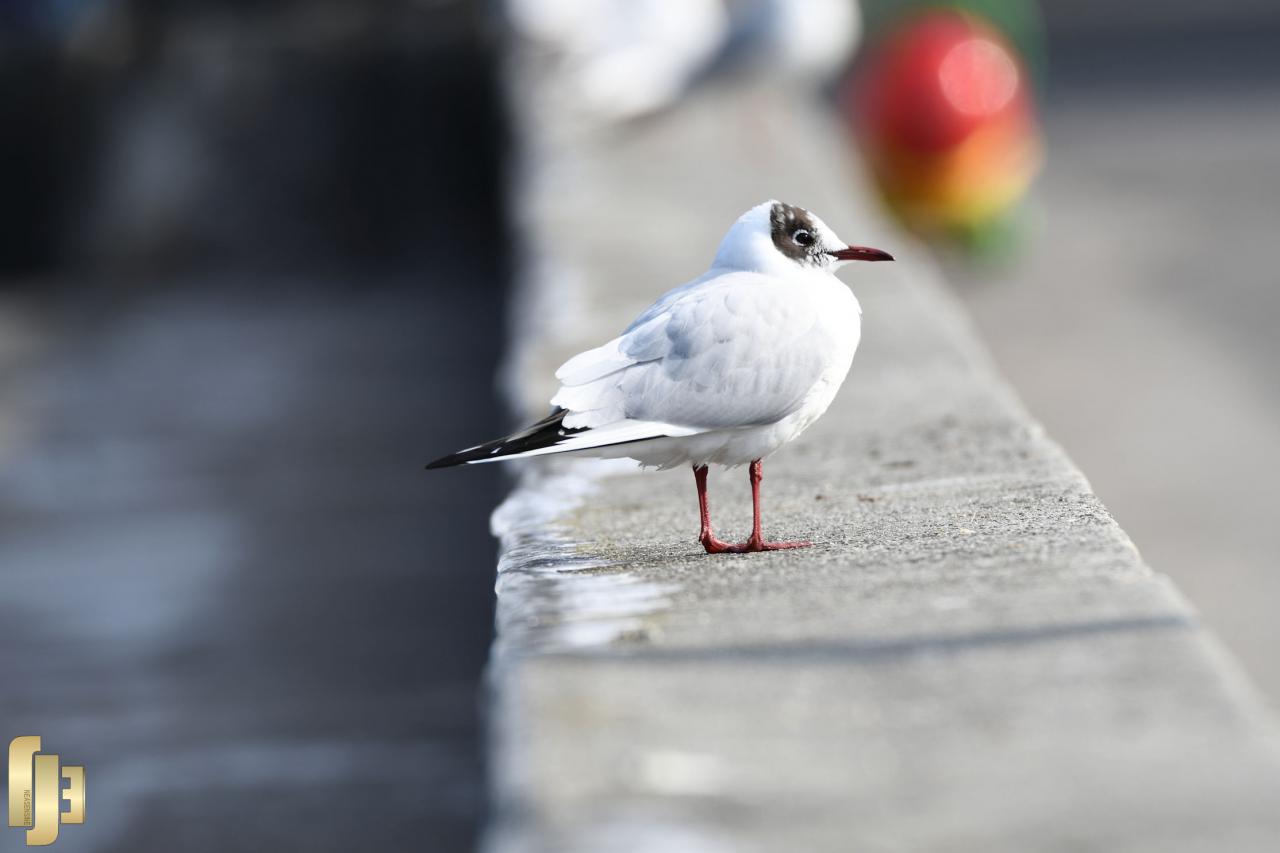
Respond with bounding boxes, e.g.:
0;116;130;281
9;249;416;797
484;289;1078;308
551;273;831;433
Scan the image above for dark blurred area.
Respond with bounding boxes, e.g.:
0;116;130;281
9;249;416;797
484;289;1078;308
1040;0;1280;92
0;0;503;276
0;1;506;851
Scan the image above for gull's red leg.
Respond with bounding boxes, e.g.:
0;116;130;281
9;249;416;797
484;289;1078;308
693;464;736;554
742;458;811;552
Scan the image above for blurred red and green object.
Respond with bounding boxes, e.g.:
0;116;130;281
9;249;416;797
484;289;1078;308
841;2;1045;249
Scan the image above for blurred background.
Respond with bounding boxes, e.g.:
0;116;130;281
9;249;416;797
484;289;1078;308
0;0;1277;850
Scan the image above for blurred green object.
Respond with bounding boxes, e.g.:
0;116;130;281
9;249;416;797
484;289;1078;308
861;0;1046;92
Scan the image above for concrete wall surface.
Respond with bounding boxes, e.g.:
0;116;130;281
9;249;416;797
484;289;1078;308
482;74;1280;852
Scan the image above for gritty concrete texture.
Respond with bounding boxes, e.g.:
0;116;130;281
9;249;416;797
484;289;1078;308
485;75;1280;852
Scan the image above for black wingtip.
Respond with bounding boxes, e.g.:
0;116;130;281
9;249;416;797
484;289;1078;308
425;443;501;470
424;408;584;472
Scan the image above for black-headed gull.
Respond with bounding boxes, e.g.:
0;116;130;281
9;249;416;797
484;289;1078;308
428;200;893;554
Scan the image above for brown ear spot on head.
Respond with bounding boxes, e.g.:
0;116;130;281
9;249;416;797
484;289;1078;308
770;202;820;262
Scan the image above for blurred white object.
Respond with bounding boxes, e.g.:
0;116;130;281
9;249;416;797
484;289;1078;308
509;0;728;120
509;0;860;121
732;0;861;82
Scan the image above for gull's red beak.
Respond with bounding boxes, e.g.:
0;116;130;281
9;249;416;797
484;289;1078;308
828;245;894;262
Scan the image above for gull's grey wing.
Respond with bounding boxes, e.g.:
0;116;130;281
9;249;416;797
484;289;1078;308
552;273;840;431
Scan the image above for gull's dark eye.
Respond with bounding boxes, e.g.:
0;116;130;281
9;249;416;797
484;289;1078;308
793;229;815;248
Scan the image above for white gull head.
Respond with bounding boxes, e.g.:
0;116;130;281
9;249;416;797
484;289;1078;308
711;199;893;277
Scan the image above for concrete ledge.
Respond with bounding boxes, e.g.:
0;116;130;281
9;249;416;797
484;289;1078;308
484;73;1280;852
